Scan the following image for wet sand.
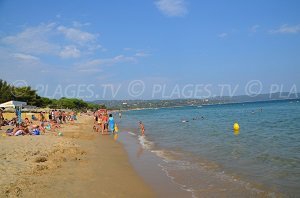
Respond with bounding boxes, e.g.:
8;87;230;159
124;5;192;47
118;132;192;198
0;115;154;197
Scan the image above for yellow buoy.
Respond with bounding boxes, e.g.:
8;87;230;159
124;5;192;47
233;123;240;131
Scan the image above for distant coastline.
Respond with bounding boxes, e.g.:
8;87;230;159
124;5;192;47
119;98;299;113
93;93;300;110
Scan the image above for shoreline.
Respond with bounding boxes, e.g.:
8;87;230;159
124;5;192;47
117;131;193;198
0;115;154;197
118;128;279;198
116;114;284;197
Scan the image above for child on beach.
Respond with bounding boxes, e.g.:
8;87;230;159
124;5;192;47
108;114;115;134
139;121;145;136
93;114;102;133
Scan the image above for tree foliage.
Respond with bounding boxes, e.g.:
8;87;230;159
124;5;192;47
0;80;12;103
0;79;104;111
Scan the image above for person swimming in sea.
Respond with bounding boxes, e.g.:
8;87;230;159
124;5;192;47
192;116;205;120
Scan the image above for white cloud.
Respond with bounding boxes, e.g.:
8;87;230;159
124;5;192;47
76;55;137;73
59;45;81;58
155;0;188;17
1;23;60;55
218;32;228;38
57;25;97;44
87;44;105;52
76;59;104;73
78;68;102;73
113;55;136;63
135;52;150;57
1;22;103;59
0;47;47;83
79;59;104;68
12;53;40;61
0;21;148;85
109;55;137;67
270;24;300;34
250;25;260;33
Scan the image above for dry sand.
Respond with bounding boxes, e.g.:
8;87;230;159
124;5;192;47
0;115;154;197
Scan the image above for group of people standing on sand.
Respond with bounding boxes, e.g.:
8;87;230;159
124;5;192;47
93;109;115;135
47;110;77;124
93;109;146;137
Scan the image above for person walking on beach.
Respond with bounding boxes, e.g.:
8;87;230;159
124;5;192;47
102;113;108;134
51;110;55;121
55;110;60;123
119;111;122;119
108;114;115;134
39;112;45;122
97;113;103;133
0;108;4;130
48;110;52;120
58;110;63;124
94;111;98;124
62;111;66;124
139;121;145;136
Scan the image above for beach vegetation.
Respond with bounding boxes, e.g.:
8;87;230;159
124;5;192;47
0;79;104;111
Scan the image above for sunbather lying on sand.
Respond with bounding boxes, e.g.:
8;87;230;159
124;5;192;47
7;123;32;136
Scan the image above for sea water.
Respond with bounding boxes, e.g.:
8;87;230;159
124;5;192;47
116;99;300;197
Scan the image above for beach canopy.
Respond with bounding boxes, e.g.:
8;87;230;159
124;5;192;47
0;100;27;109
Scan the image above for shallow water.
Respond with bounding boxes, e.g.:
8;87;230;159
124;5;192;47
116;99;300;197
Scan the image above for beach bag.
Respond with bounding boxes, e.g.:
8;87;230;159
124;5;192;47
32;129;40;135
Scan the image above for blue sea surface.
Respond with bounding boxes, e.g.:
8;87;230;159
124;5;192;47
117;100;300;197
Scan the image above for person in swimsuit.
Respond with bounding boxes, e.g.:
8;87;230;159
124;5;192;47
139;121;145;136
102;113;109;134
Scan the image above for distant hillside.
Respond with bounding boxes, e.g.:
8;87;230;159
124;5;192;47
213;92;299;103
92;92;299;109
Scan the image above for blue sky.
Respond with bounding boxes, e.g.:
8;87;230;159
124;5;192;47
0;0;299;100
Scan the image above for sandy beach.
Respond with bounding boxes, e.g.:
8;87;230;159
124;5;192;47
0;115;154;197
